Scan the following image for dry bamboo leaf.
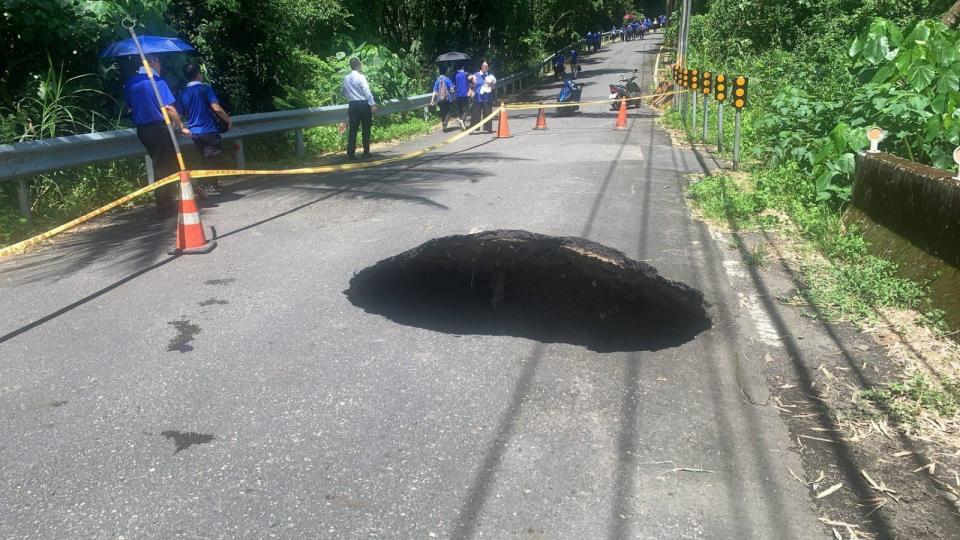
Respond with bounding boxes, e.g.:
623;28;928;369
819;517;859;528
816;483;844;499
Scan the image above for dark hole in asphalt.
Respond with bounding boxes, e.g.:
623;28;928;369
204;278;235;286
167;319;201;353
198;298;229;306
160;430;215;454
345;230;712;352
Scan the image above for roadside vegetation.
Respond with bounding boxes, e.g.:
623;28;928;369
1;0;644;247
666;0;960;438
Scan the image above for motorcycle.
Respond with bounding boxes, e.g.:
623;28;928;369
556;78;582;116
609;69;642;110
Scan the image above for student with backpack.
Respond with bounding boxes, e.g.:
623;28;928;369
430;68;456;130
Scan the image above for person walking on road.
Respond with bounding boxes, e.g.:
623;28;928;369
123;55;190;218
553;51;565;79
179;63;231;194
454;65;471;130
430;68;455;131
342;57;377;160
471;61;496;133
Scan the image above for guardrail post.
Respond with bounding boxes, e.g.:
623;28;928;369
234;138;246;169
295;128;305;157
17;178;32;226
144;154;155;184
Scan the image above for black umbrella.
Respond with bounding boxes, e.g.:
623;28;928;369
435;51;471;63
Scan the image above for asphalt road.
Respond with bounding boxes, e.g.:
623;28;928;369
0;34;826;538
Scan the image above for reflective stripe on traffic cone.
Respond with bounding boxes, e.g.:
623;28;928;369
169;170;217;255
534;102;548;130
495;102;512;138
614;98;628;130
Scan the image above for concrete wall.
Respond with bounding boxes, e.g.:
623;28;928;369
849;152;960;331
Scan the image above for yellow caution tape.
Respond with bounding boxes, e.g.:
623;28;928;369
189;109;501;180
0;109;500;257
0;173;180;258
1;85;688;258
504;88;690;110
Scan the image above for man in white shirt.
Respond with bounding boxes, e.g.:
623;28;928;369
342;58;378;159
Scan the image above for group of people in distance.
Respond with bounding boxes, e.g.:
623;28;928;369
610;14;667;42
553;48;581;80
428;62;498;133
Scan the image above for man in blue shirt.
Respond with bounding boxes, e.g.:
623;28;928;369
123;55;190;218
179;63;232;192
454;65;470;130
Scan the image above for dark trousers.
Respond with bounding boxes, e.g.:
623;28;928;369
191;132;223;189
136;122;178;217
472;100;494;132
347;100;372;157
438;101;452;128
456;97;470;122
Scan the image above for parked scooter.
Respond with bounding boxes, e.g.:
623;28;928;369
609;69;642;110
556;78;582;115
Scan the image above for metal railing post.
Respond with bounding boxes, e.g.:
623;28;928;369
295;128;305;157
717;103;724;154
144;154;155;184
734;109;742;170
691;91;698;137
702;95;709;143
234;138;246;169
17;178;31;226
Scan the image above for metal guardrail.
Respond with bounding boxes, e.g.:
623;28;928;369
1;33;611;222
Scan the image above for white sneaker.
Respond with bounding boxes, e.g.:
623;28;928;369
458;118;465;130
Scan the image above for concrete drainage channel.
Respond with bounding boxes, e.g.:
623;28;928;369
346;230;712;352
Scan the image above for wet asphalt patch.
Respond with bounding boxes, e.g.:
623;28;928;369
160;430;216;454
166;319;201;353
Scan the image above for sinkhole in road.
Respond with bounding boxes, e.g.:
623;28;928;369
345;230;712;352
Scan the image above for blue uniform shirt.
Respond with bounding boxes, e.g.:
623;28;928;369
473;72;494;103
455;70;469;98
179;82;220;135
124;72;176;126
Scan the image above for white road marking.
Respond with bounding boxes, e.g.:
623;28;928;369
738;292;783;347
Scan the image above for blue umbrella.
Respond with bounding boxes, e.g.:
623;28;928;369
98;35;195;58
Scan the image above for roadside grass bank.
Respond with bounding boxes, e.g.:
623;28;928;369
0;114;436;250
665;116;960;447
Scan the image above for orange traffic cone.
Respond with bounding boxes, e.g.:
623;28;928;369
495;102;512;139
534;102;548;130
614;98;628;130
169;170;217;255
